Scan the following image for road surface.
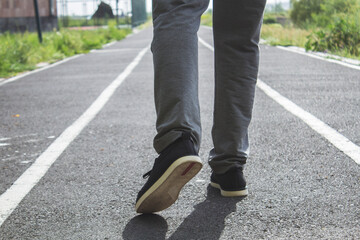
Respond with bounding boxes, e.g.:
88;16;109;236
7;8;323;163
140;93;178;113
0;26;359;239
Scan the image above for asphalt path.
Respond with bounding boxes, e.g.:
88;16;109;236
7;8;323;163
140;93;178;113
0;26;359;239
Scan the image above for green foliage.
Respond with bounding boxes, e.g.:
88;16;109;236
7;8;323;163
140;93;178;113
106;20;131;41
291;0;360;57
201;11;212;27
0;27;131;78
263;15;278;24
58;17;131;28
312;0;359;28
306;17;360;56
291;0;360;28
290;0;324;28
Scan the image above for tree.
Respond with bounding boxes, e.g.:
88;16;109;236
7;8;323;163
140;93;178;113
290;0;360;28
290;0;324;28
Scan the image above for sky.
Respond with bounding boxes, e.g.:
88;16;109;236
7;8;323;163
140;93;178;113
59;0;290;17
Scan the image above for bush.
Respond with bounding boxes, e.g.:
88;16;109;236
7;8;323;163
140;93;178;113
290;0;360;28
306;17;360;56
290;0;324;28
263;15;277;24
290;0;360;57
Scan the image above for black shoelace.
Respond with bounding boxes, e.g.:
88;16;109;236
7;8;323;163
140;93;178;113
142;170;151;179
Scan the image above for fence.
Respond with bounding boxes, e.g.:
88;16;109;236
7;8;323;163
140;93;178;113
57;0;147;28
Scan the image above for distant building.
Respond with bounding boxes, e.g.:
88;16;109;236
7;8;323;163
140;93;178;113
92;1;115;19
0;0;58;33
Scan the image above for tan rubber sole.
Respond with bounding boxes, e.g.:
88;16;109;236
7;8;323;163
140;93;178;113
210;182;248;197
135;156;202;213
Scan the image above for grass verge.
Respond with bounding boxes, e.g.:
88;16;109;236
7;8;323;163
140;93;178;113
200;12;360;61
0;22;131;78
261;23;310;47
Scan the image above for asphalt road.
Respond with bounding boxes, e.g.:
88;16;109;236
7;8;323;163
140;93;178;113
0;26;359;239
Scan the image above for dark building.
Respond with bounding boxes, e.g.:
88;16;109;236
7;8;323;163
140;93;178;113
0;0;58;33
92;1;115;19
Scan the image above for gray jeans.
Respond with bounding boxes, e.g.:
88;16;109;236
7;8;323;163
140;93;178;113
152;0;266;174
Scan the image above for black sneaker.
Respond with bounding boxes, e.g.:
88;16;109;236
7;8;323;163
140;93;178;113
135;132;202;213
210;167;248;197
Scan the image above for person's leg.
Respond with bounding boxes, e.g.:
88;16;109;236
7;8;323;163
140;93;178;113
209;0;266;174
135;0;209;213
152;0;209;154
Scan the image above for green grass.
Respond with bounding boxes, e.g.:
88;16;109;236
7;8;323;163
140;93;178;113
0;22;131;78
261;23;310;47
58;17;131;28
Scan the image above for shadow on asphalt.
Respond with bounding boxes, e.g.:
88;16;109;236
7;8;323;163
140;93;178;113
122;213;168;240
122;185;244;240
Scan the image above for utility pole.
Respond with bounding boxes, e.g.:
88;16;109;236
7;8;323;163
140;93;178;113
33;0;43;43
116;0;119;28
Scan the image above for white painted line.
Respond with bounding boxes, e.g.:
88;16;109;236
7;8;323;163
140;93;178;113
16;133;37;138
0;138;11;141
276;46;360;71
0;54;82;88
198;37;214;51
90;48;142;53
24;139;41;143
1;153;39;163
278;46;360;66
103;41;117;48
257;80;360;164
0;143;10;147
0;46;149;227
20;161;33;164
200;26;360;71
198;37;360;165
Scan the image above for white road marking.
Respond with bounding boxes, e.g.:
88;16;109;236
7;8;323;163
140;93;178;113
0;46;149;227
1;153;39;162
198;37;360;165
276;46;360;71
0;55;82;88
200;26;360;71
278;46;360;66
15;133;38;138
0;143;10;147
102;41;117;48
20;161;33;164
90;48;142;53
198;37;214;51
257;80;360;165
0;134;38;141
24;139;41;143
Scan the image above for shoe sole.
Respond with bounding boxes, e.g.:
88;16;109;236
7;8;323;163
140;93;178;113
135;156;202;213
210;182;248;197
